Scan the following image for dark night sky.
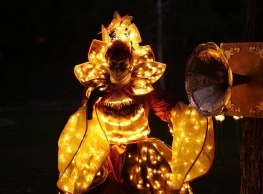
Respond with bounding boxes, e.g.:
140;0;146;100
0;0;246;105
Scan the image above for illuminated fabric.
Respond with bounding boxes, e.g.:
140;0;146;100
57;98;214;194
57;105;110;193
57;11;214;194
170;102;214;188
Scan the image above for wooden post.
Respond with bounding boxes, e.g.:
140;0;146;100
240;0;263;193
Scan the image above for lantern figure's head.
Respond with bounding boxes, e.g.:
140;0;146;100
74;11;166;96
105;40;133;85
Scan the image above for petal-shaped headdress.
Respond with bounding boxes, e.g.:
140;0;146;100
74;11;166;96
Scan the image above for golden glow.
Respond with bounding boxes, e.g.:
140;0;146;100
169;102;214;189
74;11;166;96
215;115;225;122
106;127;149;144
122;138;200;193
57;10;214;194
233;115;243;120
57;105;110;194
102;107;144;126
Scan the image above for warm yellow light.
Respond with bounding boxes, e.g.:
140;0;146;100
215;115;225;122
58;12;215;194
233;115;243;120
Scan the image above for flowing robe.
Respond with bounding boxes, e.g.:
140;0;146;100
57;83;214;194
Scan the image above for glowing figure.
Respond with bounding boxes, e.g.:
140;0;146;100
57;11;214;194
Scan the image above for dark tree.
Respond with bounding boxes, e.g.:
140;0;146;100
240;0;263;193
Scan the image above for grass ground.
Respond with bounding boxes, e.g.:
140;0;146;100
0;110;241;194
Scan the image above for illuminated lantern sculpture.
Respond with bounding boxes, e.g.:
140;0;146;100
57;11;214;194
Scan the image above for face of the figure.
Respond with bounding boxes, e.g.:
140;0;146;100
106;40;132;85
109;51;131;69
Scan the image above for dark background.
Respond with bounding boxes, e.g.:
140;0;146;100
0;0;245;193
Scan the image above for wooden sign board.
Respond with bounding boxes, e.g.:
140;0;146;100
220;42;263;118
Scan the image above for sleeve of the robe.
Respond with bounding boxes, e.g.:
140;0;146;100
169;102;214;189
148;83;214;189
57;103;110;194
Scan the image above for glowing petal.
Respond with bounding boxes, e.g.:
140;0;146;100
126;79;154;95
88;40;108;65
132;62;166;84
133;45;155;64
74;62;108;85
101;25;110;43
